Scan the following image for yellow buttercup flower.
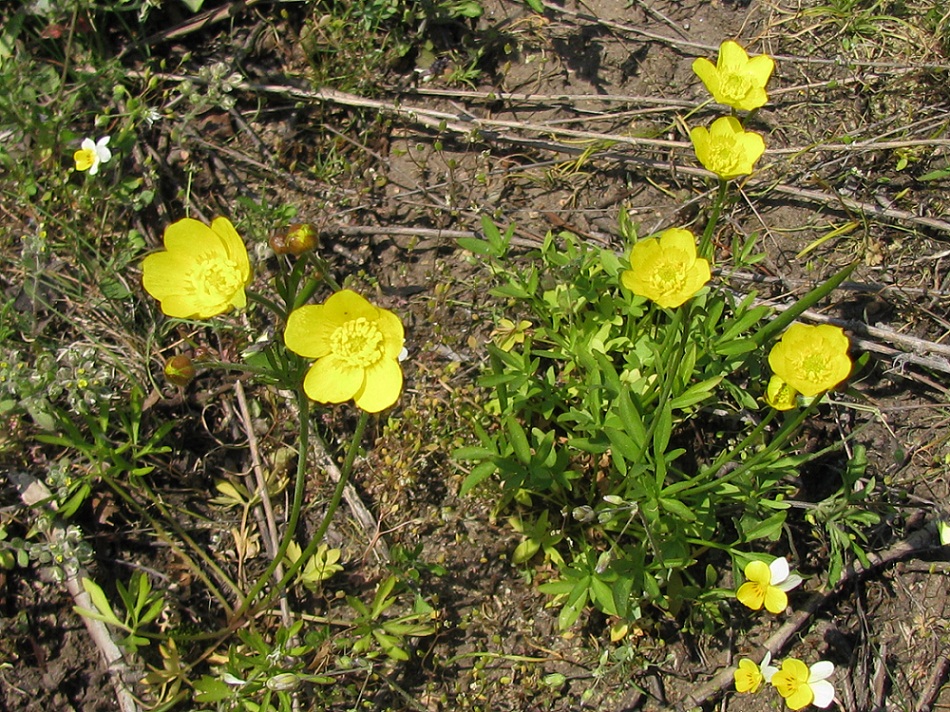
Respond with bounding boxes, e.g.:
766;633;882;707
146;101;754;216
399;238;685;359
765;374;798;411
692;40;774;111
621;228;710;308
768;323;851;397
142;217;252;319
771;658;836;710
690;116;765;180
736;557;802;614
284;290;404;413
74;136;112;175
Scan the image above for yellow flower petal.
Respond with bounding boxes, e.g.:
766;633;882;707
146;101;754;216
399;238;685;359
768;323;851;397
744;559;772;585
693;40;774;111
211;216;251;283
736;581;765;610
746;54;776;90
719;39;750;68
691;57;720;96
74;148;96;171
285;305;334;359
142;217;251;319
162;218;227;258
772;659;814;710
303;355;363;404
375;307;406;361
691;117;765;179
621;228;709;308
285;290;405;412
763;586;789;614
765;374;798;410
735;659;764;693
354;357;404;413
324;289;382;323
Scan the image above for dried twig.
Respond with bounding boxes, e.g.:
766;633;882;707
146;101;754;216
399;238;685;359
915;652;950;712
233;380;291;626
307;429;390;563
7;471;140;712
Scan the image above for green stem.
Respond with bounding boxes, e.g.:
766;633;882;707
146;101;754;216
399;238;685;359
230;391;312;622
262;409;370;609
247;289;288;321
698;179;728;261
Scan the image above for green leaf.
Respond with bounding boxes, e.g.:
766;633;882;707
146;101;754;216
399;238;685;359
193;676;232;702
505;416;532;465
918;168;950;182
658;497;696;522
652;403;672;456
741;512;787;542
604;427;640;463
100;278;131;300
753;263;856;346
453;446;497;461
459;461;497;496
589;576;618;616
80;578;123;627
558;580;589;630
670;376;722;410
512;538;540;564
179;0;205;13
457;237;494;256
524;0;544;12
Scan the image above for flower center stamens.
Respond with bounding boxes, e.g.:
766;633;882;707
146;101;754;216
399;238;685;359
721;71;751;101
188;252;243;303
331;317;385;368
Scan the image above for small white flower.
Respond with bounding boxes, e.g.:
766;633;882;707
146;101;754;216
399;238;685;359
73;136;112;175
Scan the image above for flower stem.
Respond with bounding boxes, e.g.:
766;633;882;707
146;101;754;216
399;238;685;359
246;289;288;321
263;409;370;607
228;390;312;624
699;179;728;261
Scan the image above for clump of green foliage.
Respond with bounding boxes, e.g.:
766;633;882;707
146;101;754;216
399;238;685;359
456;214;869;630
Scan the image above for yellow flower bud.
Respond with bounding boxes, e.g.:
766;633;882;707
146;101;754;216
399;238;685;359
270;223;319;256
164;354;196;387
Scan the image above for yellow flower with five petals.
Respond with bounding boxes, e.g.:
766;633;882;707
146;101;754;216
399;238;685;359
768;323;851;398
621;228;710;308
284;290;404;413
771;658;836;710
142;217;252;319
736;557;802;614
692;40;774;111
690;116;765;180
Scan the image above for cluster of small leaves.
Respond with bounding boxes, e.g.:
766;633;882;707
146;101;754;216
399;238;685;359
49;345;117;414
28;517;94;582
189;577;437;710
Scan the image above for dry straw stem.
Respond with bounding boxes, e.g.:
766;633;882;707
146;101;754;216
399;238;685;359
130;68;950;240
141;72;950;239
7;471;140;712
233;380;292;626
677;521;944;711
